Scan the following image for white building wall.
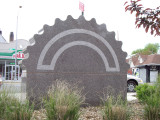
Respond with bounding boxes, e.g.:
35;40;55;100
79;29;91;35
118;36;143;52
139;68;146;83
150;71;158;83
130;61;134;68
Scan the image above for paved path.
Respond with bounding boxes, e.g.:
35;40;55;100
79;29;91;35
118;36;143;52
127;92;137;101
0;82;26;102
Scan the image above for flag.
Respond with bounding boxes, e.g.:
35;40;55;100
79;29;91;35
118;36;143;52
79;1;84;12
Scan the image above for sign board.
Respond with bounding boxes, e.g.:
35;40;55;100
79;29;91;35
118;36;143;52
9;48;16;50
150;65;157;71
12;52;25;59
23;15;129;106
9;63;15;65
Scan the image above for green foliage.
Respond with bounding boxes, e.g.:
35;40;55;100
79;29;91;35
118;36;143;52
132;49;143;55
103;96;131;120
0;90;34;120
44;80;85;120
135;83;155;104
131;43;159;55
135;75;160;120
144;94;160;120
144;43;159;54
125;0;160;36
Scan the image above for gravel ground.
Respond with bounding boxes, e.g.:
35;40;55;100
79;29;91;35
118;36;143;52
31;107;103;120
79;107;103;120
128;100;144;120
31;100;144;120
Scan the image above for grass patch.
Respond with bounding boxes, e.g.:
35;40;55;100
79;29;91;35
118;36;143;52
0;89;34;120
135;74;160;120
43;80;85;120
102;96;131;120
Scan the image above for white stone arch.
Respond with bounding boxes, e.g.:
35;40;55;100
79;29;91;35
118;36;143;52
37;29;120;72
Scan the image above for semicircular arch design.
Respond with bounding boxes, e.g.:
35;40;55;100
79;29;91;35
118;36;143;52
37;29;120;72
38;41;111;71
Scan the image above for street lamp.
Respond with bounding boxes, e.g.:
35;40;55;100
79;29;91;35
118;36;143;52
14;6;22;80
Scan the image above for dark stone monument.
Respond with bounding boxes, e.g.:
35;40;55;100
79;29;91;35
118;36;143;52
23;15;129;106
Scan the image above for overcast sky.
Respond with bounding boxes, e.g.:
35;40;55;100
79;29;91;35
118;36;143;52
0;0;160;55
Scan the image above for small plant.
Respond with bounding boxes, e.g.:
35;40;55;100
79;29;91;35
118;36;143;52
103;96;131;120
0;89;34;120
44;80;85;120
135;83;155;104
135;75;160;120
144;94;160;120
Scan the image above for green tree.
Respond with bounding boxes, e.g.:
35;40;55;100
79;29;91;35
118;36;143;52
124;0;160;36
143;43;159;54
131;43;159;55
132;49;143;55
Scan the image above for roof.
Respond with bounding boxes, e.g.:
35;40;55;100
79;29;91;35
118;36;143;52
0;35;7;43
127;54;160;67
143;54;160;65
0;39;30;60
0;39;29;53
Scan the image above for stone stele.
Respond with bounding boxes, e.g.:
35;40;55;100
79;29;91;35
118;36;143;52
23;15;129;106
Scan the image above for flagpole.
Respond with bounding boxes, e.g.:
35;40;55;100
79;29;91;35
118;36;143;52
79;1;84;16
82;11;84;16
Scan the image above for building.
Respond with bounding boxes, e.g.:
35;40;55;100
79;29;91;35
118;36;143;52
0;30;29;81
0;30;7;43
127;54;160;83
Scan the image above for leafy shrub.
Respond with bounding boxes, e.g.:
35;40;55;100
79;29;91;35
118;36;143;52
135;75;160;120
144;94;160;120
44;80;85;120
0;90;34;120
135;83;155;103
103;96;131;120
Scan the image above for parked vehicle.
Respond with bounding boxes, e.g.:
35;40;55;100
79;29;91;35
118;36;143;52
127;74;143;92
